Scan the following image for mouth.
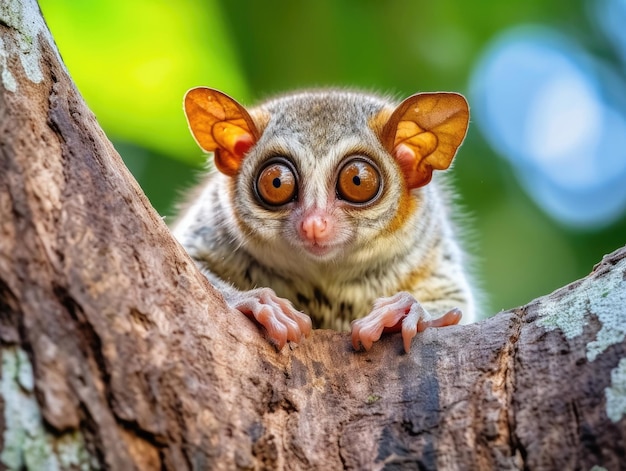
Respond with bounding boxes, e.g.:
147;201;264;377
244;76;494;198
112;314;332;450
301;242;338;258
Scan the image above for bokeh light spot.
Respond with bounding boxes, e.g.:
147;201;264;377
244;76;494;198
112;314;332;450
471;26;626;229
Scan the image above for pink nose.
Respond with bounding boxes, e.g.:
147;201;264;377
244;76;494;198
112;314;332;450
301;214;331;243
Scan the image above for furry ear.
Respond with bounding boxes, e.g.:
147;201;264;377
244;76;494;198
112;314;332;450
381;93;469;189
184;87;259;176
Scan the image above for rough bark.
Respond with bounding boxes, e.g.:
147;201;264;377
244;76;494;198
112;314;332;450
1;2;625;470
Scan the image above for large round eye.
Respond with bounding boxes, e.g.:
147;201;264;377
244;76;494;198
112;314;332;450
256;160;297;206
337;159;381;204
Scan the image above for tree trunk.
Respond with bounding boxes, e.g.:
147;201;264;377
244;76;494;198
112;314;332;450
1;2;625;470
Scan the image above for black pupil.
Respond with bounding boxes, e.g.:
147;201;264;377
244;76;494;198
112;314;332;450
272;177;281;188
352;175;361;186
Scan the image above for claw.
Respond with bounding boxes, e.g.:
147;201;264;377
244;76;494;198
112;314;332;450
417;307;461;332
351;292;462;353
233;288;312;349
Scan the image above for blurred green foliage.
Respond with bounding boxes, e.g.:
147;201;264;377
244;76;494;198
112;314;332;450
39;0;626;317
41;0;248;163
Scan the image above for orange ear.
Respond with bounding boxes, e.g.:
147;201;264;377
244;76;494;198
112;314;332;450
184;87;259;176
381;93;469;189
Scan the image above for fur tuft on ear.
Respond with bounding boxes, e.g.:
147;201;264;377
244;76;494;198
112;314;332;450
380;93;469;189
184;87;259;176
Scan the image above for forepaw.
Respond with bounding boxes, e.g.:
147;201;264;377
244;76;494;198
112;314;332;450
233;288;312;350
351;292;461;353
